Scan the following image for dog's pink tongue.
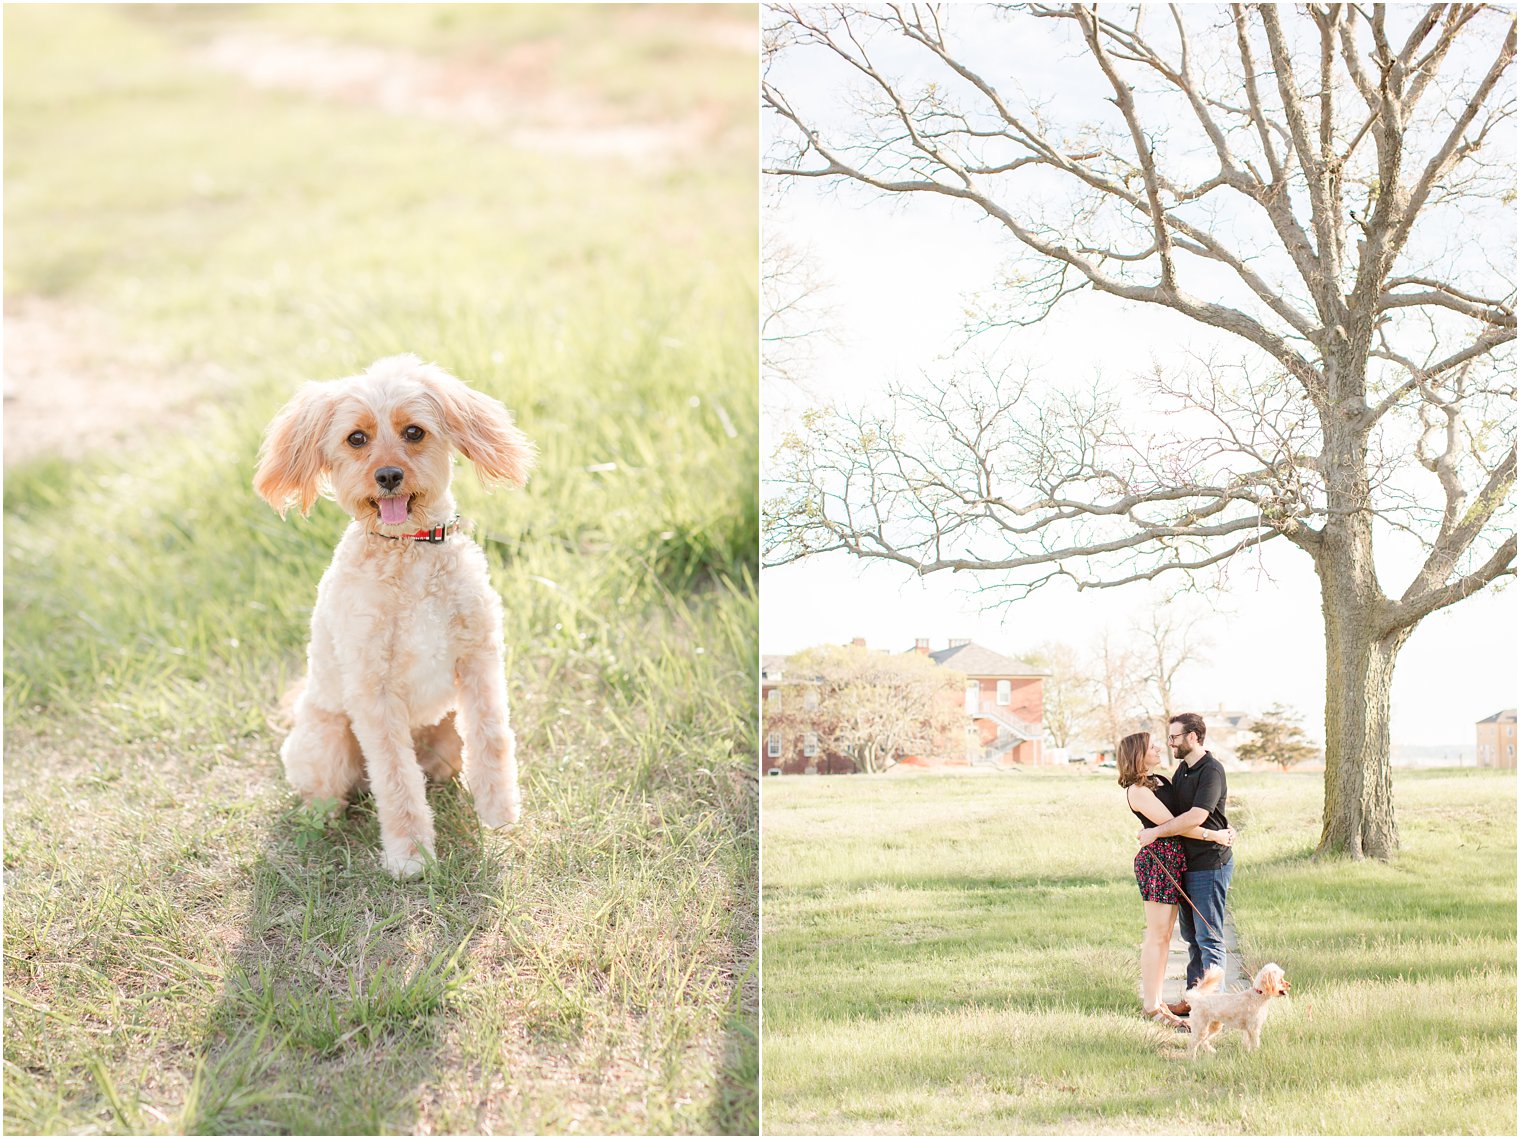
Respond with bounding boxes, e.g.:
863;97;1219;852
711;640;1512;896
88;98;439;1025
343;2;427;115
378;496;409;525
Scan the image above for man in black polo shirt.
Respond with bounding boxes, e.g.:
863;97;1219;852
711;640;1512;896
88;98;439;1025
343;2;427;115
1135;711;1232;1016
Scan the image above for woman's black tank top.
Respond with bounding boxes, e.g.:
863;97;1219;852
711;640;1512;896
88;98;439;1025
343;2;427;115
1127;773;1175;827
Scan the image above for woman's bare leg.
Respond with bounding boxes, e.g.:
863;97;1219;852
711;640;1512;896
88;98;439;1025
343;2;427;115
1141;901;1178;1016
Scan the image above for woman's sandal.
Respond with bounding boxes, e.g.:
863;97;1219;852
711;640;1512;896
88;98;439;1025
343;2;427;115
1145;1006;1190;1032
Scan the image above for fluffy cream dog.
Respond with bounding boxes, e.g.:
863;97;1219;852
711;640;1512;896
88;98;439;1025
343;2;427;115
254;354;535;877
1184;962;1291;1058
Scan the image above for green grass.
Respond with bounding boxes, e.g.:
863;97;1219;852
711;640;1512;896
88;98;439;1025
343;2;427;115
3;5;757;1134
761;768;1516;1134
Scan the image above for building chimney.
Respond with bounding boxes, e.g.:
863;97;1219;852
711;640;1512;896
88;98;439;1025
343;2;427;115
949;638;970;648
914;637;931;654
851;637;867;649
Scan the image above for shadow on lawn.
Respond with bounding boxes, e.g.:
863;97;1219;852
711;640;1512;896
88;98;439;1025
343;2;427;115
187;780;497;1135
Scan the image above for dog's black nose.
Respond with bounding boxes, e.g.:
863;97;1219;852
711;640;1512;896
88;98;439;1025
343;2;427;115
375;467;405;492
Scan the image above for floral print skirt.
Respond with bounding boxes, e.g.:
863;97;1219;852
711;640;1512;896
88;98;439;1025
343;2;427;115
1133;837;1188;905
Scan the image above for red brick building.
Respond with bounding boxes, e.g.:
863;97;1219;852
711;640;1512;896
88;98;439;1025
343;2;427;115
922;639;1046;766
761;652;856;774
761;638;1048;774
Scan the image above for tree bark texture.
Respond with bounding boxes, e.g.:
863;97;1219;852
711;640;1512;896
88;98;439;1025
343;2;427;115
1317;588;1408;859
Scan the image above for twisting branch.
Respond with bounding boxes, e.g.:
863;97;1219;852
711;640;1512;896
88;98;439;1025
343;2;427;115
765;362;1322;600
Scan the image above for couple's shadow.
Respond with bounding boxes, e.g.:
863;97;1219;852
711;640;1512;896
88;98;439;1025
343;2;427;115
185;778;497;1135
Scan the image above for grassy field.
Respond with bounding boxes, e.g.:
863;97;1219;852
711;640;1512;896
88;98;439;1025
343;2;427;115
4;5;757;1134
761;768;1516;1135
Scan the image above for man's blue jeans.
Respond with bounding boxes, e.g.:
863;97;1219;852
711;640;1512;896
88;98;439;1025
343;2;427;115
1178;857;1234;990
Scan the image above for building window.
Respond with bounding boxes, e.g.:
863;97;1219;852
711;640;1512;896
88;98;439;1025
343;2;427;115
997;679;1011;706
767;688;781;709
804;732;819;757
965;681;978;714
767;732;781;758
803;687;819;711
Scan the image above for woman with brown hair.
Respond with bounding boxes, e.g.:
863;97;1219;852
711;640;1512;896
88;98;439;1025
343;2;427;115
1118;730;1233;1028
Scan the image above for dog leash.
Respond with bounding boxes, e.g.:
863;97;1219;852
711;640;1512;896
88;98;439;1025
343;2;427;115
1143;845;1226;944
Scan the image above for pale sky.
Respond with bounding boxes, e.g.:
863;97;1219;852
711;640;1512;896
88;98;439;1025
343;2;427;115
760;6;1517;749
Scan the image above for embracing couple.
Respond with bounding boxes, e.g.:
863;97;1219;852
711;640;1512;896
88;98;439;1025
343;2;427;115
1117;712;1233;1031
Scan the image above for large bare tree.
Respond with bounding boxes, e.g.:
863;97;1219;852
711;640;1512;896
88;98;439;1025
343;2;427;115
763;4;1516;858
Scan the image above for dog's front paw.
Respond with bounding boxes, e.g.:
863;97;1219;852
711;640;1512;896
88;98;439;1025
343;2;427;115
474;784;521;829
381;842;433;880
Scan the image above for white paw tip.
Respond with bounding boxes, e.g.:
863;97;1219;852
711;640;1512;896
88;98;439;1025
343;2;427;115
383;852;428;879
477;800;521;829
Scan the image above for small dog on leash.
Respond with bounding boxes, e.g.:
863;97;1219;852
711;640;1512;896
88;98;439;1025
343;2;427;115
255;354;535;877
1184;962;1291;1057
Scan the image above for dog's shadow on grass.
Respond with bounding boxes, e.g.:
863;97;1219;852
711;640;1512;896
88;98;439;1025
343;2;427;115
188;780;499;1135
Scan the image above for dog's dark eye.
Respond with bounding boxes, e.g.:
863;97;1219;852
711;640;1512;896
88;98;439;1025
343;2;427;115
347;431;368;448
403;426;425;443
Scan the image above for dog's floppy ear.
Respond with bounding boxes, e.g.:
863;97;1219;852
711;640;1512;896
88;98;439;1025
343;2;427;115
254;382;339;518
419;366;536;488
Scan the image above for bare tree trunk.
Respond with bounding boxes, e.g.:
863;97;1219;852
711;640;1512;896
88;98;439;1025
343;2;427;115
1318;606;1407;859
859;743;879;774
1315;391;1403;859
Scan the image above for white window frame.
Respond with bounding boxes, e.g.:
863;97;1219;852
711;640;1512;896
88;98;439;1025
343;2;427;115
997;679;1011;706
803;687;819;711
767;732;781;758
804;732;819;757
767;688;781;709
965;681;979;714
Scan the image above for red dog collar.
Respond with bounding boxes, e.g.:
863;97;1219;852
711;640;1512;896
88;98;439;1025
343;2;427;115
371;516;462;543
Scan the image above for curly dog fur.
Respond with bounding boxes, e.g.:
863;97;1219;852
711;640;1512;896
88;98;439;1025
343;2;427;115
255;354;534;877
1184;962;1291;1058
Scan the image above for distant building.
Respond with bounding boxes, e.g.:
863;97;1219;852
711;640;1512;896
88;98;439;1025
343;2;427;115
760;637;1048;774
1204;706;1257;766
1476;709;1517;769
919;639;1047;767
761;650;855;775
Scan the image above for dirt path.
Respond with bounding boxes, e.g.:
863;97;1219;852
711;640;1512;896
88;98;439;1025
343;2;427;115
198;29;729;166
2;297;236;469
5;16;748;469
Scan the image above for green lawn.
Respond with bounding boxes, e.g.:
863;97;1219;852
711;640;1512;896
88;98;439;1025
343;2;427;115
761;768;1516;1135
3;5;757;1134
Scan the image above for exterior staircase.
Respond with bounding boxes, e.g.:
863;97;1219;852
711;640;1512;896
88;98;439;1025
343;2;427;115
971;706;1042;766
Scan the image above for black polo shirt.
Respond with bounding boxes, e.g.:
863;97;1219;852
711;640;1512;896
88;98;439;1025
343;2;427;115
1170;751;1231;871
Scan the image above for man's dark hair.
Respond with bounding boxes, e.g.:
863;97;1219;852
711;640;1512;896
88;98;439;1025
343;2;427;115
1170;711;1207;745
